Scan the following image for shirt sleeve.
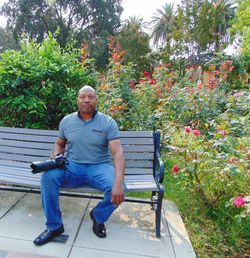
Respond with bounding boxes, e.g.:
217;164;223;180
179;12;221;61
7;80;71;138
107;118;120;141
58;118;66;139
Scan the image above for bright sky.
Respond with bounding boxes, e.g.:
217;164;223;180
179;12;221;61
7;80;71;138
121;0;180;22
0;0;180;28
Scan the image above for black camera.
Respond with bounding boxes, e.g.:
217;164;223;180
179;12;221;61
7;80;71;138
31;154;67;174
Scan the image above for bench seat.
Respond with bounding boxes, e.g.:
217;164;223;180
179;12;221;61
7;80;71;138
0;126;164;237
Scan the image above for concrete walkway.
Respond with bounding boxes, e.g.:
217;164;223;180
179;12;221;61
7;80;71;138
0;191;196;258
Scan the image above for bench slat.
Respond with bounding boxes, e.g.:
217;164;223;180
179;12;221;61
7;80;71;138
0;139;55;150
0;127;154;138
1;139;154;153
0;166;158;192
0;133;153;145
0;161;153;175
0;154;153;167
0;146;154;160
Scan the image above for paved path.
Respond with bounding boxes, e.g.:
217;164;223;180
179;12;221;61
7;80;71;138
0;191;196;258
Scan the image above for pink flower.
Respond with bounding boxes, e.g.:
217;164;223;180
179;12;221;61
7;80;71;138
150;78;156;85
218;129;227;136
233;197;247;208
172;165;181;174
247;156;250;161
193;130;201;136
184;127;192;133
143;71;150;78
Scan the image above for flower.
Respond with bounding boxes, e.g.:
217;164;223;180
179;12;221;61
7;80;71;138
193;130;201;136
218;129;227;137
143;71;150;78
150;78;156;85
172;165;180;173
184;127;192;133
233;197;247;208
129;80;136;89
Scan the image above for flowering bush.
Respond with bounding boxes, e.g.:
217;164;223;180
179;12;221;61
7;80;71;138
97;36;135;129
170;126;249;210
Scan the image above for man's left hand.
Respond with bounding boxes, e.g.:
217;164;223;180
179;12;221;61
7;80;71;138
112;180;125;206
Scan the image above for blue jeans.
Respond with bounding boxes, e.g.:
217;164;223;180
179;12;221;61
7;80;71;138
41;161;126;230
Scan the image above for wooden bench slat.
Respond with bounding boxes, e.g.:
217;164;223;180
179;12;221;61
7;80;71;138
0;146;51;156
0;166;157;191
122;145;154;152
0;154;154;167
0;139;55;150
0;161;153;175
0;127;154;138
0;146;154;160
0;132;57;143
0;160;30;168
0;133;153;145
0;127;59;136
1;139;154;153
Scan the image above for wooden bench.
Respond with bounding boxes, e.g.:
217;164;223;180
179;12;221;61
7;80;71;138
0;126;165;237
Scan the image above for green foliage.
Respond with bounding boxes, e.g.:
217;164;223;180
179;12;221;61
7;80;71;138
116;16;151;80
1;0;123;69
0;34;97;129
150;0;236;65
230;0;250;56
0;26;19;52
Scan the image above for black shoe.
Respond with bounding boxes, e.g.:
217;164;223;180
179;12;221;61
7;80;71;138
90;209;106;238
33;225;64;246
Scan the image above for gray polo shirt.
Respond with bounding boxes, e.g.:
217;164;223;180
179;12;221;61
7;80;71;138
58;111;120;163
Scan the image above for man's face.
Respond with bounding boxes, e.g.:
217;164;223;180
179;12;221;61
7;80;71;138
77;88;98;114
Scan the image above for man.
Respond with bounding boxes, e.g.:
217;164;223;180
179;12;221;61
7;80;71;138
33;85;126;246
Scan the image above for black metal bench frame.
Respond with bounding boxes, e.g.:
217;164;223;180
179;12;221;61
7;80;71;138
0;126;164;237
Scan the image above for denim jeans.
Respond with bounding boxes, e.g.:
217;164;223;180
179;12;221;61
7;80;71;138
41;161;126;230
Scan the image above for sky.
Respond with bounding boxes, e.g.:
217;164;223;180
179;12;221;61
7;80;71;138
121;0;180;23
0;0;180;28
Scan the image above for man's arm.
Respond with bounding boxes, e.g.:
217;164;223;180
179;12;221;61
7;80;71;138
50;137;66;158
109;139;126;206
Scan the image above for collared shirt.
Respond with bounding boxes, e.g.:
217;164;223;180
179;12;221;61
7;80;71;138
58;111;120;163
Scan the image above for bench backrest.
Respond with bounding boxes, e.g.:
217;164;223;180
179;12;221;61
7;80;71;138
0;127;157;176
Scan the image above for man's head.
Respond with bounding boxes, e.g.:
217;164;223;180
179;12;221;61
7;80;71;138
77;85;98;116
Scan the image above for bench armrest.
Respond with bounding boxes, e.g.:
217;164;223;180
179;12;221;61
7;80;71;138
154;130;165;184
155;154;165;183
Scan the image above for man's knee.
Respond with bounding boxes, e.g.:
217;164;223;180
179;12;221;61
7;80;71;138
41;168;63;186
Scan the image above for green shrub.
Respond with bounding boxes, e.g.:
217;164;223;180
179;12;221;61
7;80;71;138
0;34;97;129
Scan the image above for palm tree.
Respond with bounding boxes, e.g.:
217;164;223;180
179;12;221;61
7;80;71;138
123;16;148;32
212;0;236;51
150;3;176;48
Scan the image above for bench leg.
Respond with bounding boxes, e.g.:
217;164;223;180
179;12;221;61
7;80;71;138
156;185;164;238
151;191;156;210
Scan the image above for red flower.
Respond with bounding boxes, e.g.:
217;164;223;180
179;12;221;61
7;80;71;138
143;71;150;78
129;80;136;89
184;127;192;133
150;78;156;85
172;165;181;174
193;130;201;136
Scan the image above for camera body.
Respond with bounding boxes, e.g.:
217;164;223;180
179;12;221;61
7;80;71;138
31;154;67;174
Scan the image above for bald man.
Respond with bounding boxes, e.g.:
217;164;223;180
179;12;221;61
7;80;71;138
34;86;126;246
